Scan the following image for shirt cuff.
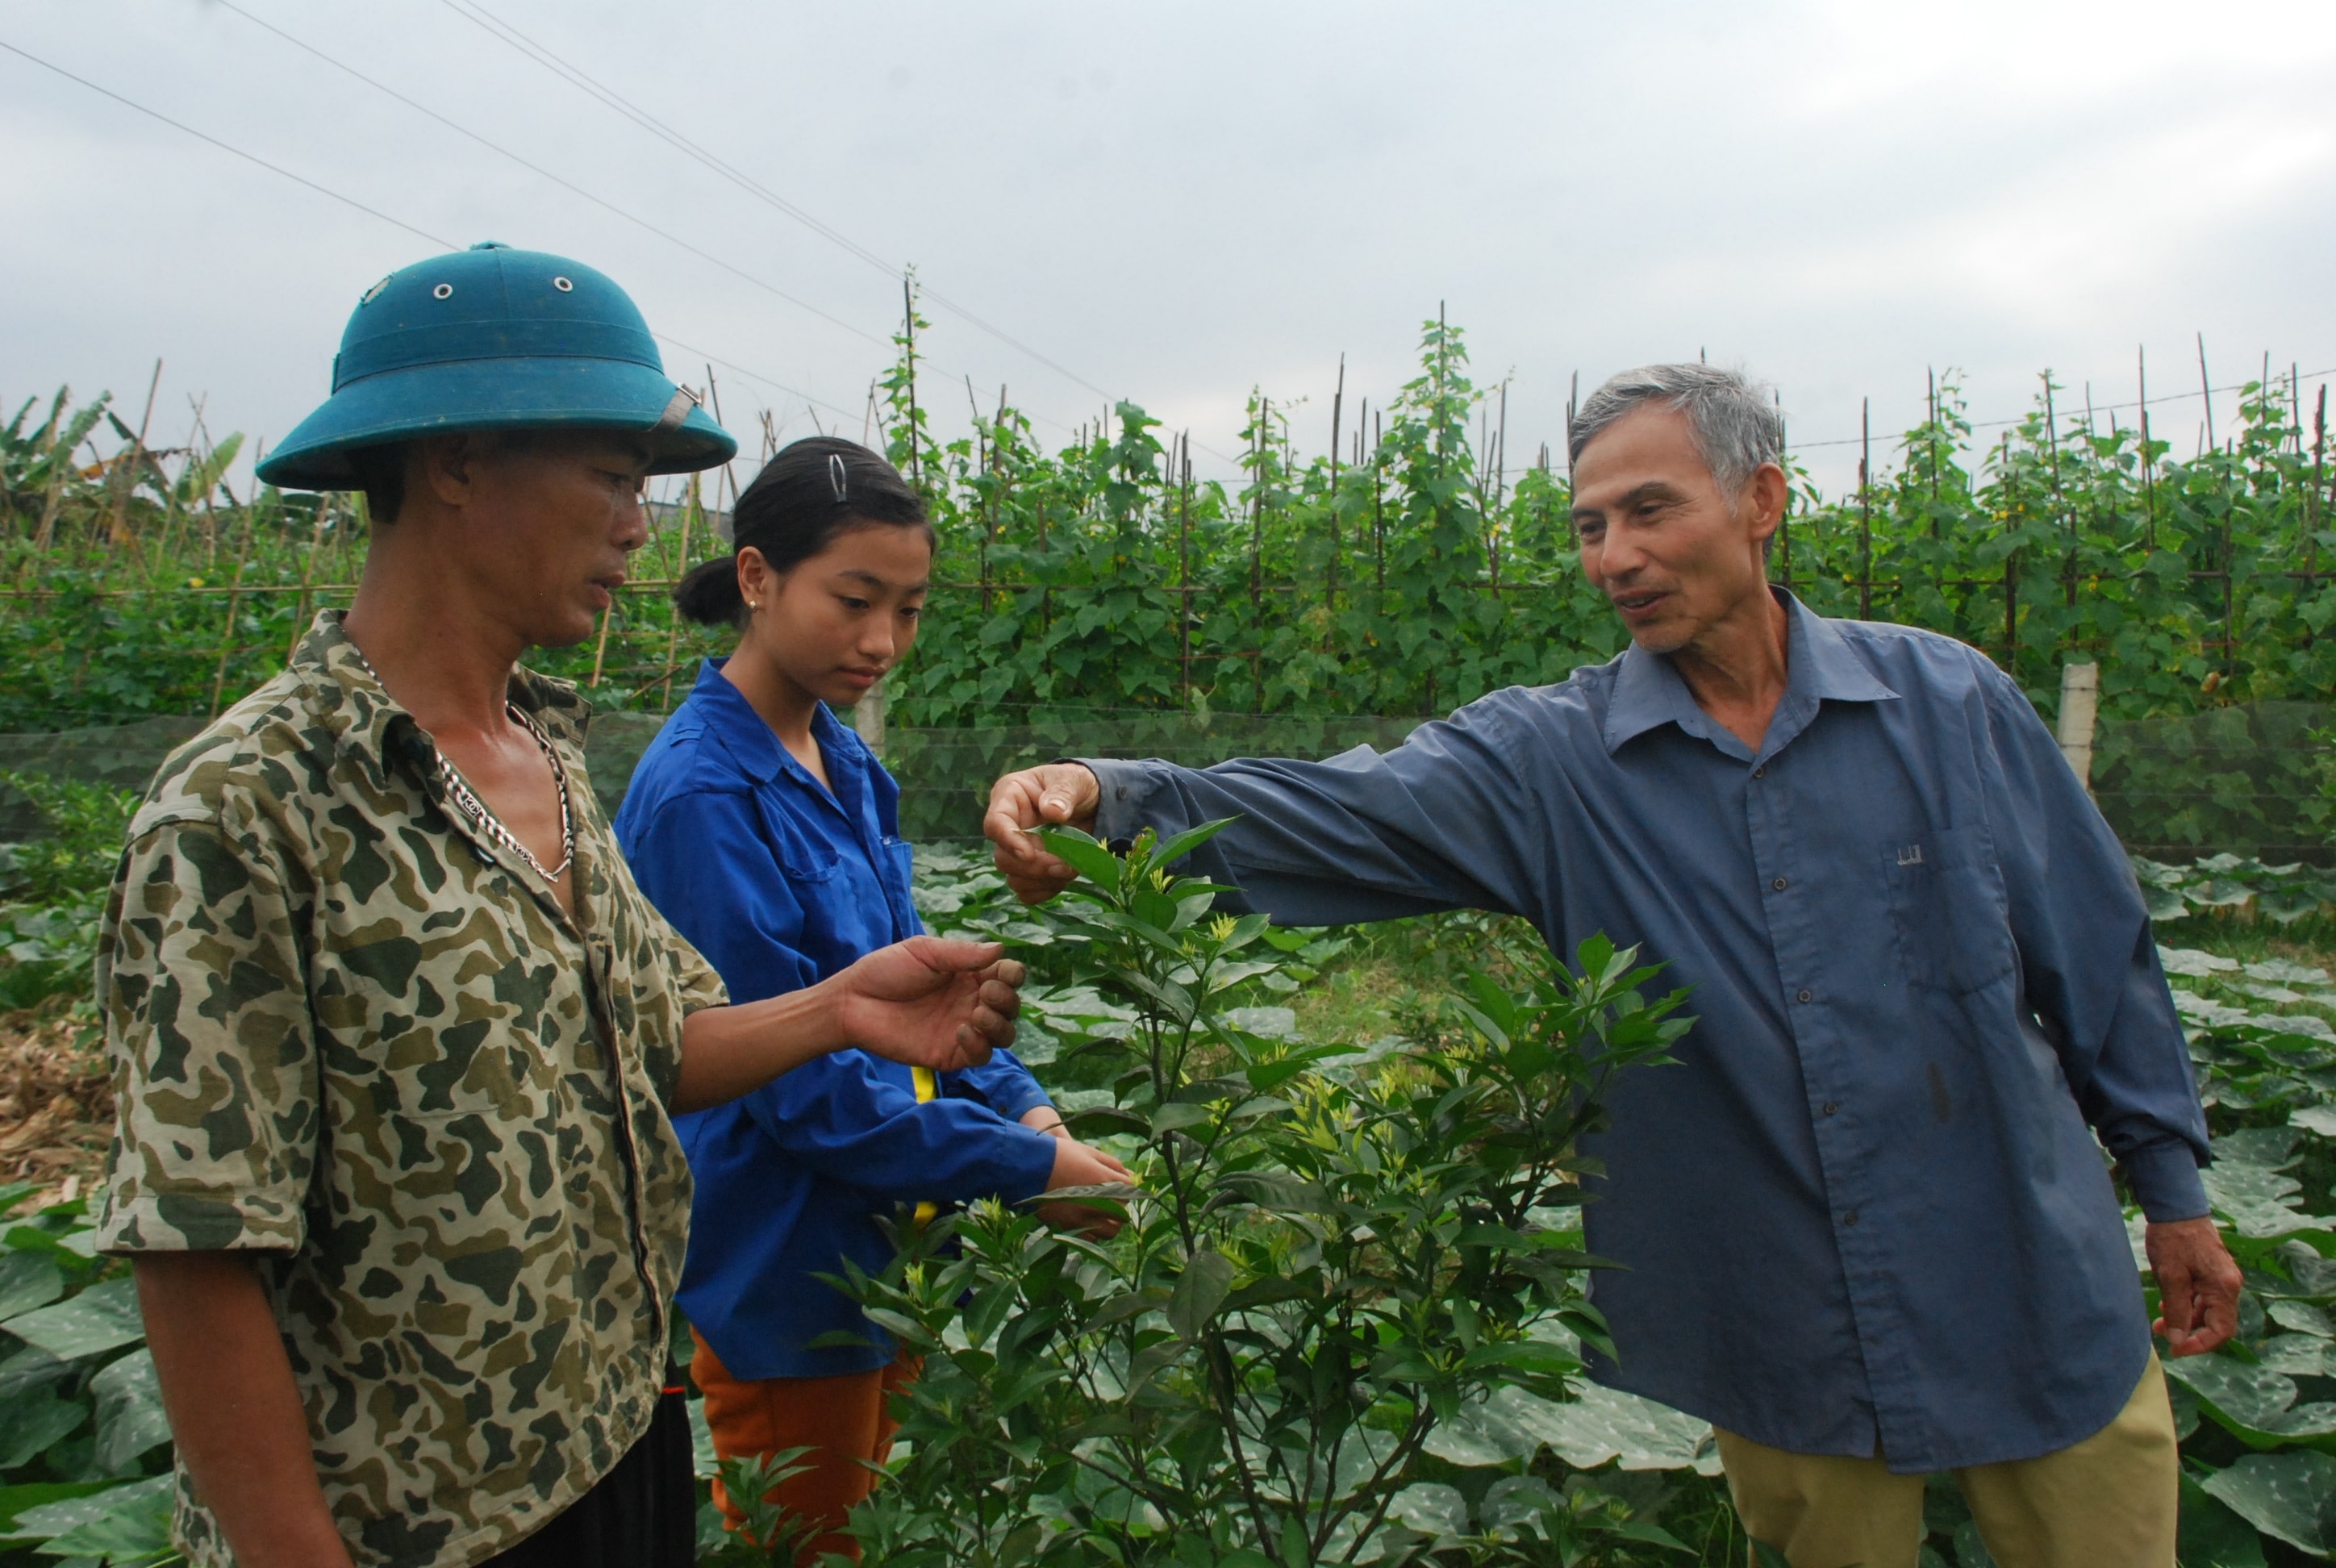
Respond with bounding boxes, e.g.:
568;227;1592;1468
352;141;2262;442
2122;1138;2211;1224
999;1128;1062;1204
1081;758;1155;844
995;1086;1054;1122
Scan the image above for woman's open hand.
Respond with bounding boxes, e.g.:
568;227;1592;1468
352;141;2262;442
1036;1137;1136;1239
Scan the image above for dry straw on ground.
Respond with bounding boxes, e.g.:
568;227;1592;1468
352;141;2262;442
0;1003;111;1212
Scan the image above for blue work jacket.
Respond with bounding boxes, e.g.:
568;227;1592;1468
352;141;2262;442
1086;593;2211;1471
615;661;1057;1380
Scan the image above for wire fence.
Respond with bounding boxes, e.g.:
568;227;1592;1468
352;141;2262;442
6;703;2326;865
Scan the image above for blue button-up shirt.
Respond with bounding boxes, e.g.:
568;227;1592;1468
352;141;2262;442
1087;594;2210;1470
617;661;1057;1381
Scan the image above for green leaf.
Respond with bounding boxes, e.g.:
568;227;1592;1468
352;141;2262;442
3;1276;143;1361
1166;1250;1234;1340
2165;1353;2336;1445
1033;826;1123;890
1150;818;1237;871
1063;1105;1150;1140
0;1482;116;1543
1388;1481;1468;1537
0;1251;65;1320
1613;1519;1694;1553
0;1386;86;1470
1151;1102;1217;1136
2201;1450;2336;1557
10;1474;175;1560
2179;1471;2269;1568
92;1349;171;1474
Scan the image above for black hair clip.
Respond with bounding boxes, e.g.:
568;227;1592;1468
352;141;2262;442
828;452;849;504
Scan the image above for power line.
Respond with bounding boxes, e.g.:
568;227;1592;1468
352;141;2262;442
229;0;1095;442
0;38;452;251
0;35;861;431
437;0;1119;405
211;1;892;356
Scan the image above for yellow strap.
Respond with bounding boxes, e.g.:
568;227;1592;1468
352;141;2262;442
911;1066;938;1225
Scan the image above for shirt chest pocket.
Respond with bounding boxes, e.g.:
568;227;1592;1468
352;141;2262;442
1880;825;2017;995
755;790;842;885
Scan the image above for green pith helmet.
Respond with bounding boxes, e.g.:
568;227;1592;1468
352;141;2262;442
255;242;736;490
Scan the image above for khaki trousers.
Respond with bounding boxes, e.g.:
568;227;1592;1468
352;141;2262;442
1717;1357;2179;1568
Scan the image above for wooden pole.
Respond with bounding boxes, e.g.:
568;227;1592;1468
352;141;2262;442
2197;332;2217;452
901;277;924;490
661;473;698;709
111;358;162;558
1329;355;1344;615
1178;436;1192;708
284;493;332;665
208;469;261;716
1859;397;1873;620
2138;347;2157;551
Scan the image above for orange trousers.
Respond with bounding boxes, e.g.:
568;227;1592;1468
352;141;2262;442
690;1330;918;1566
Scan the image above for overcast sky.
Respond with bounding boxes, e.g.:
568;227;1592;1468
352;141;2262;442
5;0;2334;498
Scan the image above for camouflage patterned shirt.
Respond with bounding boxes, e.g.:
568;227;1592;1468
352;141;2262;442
95;613;726;1568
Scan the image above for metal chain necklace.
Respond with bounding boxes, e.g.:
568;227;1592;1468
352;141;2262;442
436;704;575;884
343;642;574;884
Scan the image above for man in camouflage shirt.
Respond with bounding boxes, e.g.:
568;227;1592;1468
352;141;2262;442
96;245;1026;1568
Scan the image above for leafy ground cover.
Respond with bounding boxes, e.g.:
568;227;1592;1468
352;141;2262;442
5;813;2336;1563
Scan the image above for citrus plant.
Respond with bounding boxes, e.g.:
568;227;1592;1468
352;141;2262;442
840;821;1692;1566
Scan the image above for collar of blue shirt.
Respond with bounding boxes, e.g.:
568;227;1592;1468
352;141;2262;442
688;657;867;793
1601;590;1901;764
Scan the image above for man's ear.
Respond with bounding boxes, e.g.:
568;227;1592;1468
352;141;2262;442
415;432;481;510
1742;461;1790;551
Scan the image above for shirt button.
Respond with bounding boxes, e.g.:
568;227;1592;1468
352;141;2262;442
1842;1211;1860;1227
1822;1101;1839;1116
1751;766;1765;779
1771;877;1788;891
1796;988;1813;1003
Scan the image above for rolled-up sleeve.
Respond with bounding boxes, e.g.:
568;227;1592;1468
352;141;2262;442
94;817;319;1255
952;1050;1053;1123
1977;665;2211;1222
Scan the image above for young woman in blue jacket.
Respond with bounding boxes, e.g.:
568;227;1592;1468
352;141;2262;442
615;437;1129;1561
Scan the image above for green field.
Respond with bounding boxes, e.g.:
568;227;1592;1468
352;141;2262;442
4;323;2336;1564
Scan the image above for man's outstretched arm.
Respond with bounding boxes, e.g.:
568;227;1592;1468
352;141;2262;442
984;702;1546;920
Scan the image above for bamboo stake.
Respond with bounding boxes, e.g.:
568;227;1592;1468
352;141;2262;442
661;473;699;709
284;494;332;665
1859;398;1873;620
31;388;69;557
1178;436;1192;709
209;466;262;716
2198;333;2217;452
901;277;924;490
1328;353;1345;595
589;604;615;689
112;358;161;561
2138;347;2156;551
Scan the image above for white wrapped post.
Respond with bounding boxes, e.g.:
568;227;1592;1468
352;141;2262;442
853;677;886;759
2056;661;2099;794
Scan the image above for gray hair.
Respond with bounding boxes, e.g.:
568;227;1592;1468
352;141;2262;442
1567;363;1784;494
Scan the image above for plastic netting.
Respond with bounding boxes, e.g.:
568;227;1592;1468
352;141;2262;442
2;705;2327;863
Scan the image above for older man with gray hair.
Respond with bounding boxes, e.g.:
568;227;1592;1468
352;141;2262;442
984;363;2237;1567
